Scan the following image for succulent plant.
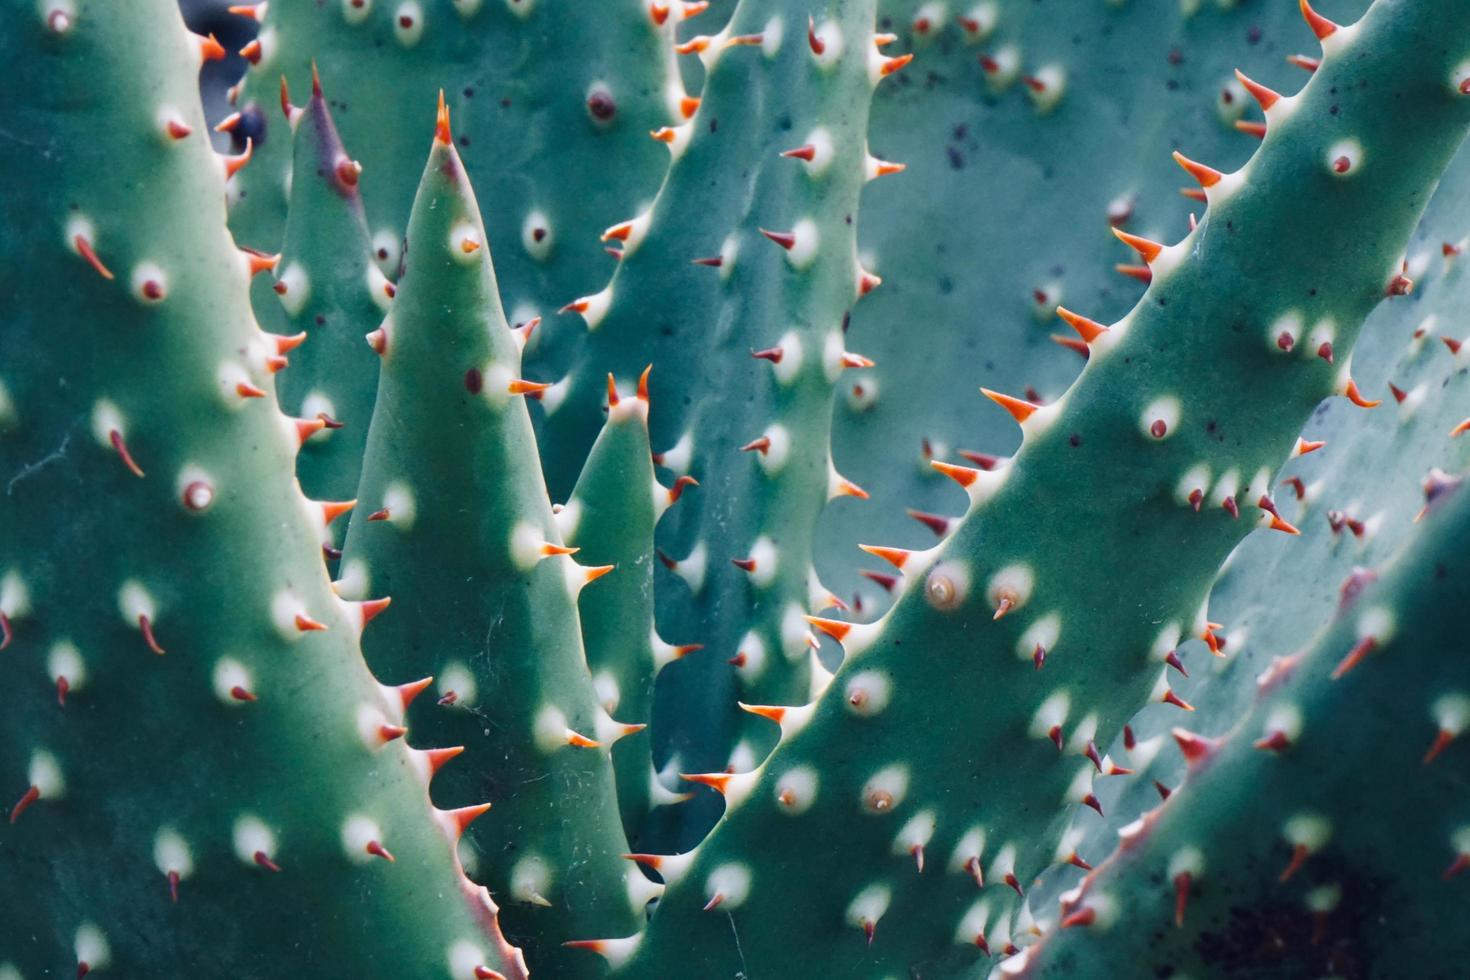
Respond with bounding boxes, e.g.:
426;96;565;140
4;0;1469;977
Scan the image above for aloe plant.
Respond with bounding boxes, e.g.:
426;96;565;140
3;0;1468;977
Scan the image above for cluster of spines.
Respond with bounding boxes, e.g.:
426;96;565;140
560;366;703;841
561;1;1470;973
335;97;647;975
1;5;521;977
1010;469;1470;978
550;0;911;839
224;0;690;381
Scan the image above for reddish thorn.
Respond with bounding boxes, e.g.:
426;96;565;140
139;614;166;655
0;613;10;650
958;450;1001;470
1067;852;1093;871
907;508;951;537
1004;872;1024;897
880;53;914;77
1423;729;1456;765
731;557;757;573
294;613;327;632
965;855;984;888
1444;336;1464;355
508;379;552;396
1081;743;1104;775
1163;688;1194;711
435;89;452;145
781;144;816;162
444;802;492;836
1172;150;1223;188
806;616;852;643
359;596;392;627
1254;729;1292;752
1333;155;1351;174
740;436;771;455
73;235;115;280
1056;306;1109;343
230;685;256;702
474;968;507;980
1296;438;1326;456
1442;853;1470;880
1123;725;1136;750
294;417;326;444
1049;724;1064;751
437;691;459;707
56;675;69;707
1285;476;1307;500
860;569;899;593
807;15;825;54
1165;650;1189;676
1082;793;1104;816
1279;843;1311;882
1112;228;1164;263
691;255;723;267
1116;263;1153;283
1277;331;1296;351
1173;872;1192;927
1061;907;1096;929
168;869;181;903
1155;780;1173;800
931;460;982;487
668;475;699;504
1287;53;1320;72
980;388;1038;424
751;346;784;364
760;228;797;250
320;499;356;525
1173;729;1216;764
1233;69;1280;111
254;851;281;872
1299;0;1339;40
1222;495;1239;519
425;746;465;775
9;785;39;824
366;840;395;862
197;32;227;60
109;430;145;478
1331;635;1377;679
1317;341;1334;363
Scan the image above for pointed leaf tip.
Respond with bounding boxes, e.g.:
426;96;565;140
435;89;452;144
